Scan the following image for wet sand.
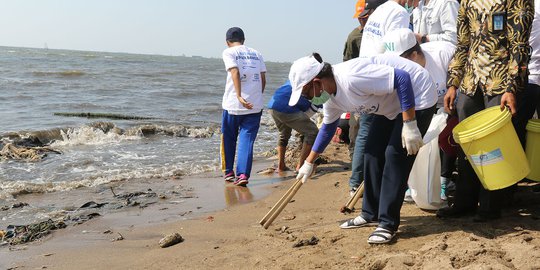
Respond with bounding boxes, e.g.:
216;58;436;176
2;144;540;269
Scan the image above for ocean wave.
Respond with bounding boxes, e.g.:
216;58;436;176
51;125;141;147
2;122;216;149
32;70;86;77
124;124;216;138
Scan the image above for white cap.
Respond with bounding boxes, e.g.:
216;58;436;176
383;28;417;56
288;55;324;106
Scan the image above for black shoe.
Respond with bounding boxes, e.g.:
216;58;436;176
436;206;475;219
472;213;501;223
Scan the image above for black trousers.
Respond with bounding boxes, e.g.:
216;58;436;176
362;105;436;231
454;89;522;216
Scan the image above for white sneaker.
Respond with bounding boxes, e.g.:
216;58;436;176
404;189;414;203
349;187;357;198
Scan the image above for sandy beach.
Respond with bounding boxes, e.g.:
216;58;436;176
2;143;540;270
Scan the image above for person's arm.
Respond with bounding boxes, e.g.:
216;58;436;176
393;68;424;155
261;72;266;93
446;0;470;90
426;0;459;44
393;68;416;112
343;29;360;62
502;0;534;115
230;67;253;109
297;120;339;182
387;9;411;32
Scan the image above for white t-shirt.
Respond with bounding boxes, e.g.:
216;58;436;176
222;45;266;115
529;0;540;85
360;1;410;57
420;41;456;107
322;55;436;124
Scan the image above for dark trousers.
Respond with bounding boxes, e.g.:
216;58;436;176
441;149;456;178
454;89;518;216
517;83;540;146
362;106;436;231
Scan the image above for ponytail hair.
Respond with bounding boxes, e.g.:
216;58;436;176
311;52;333;79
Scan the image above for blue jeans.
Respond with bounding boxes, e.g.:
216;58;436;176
348;113;375;189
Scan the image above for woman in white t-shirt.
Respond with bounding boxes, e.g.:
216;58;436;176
288;53;436;244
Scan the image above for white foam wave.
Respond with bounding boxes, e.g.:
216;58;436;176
0;161;219;198
51;126;142;147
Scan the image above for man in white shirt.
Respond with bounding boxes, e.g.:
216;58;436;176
360;0;419;57
349;0;419;200
383;28;456;201
412;0;459;45
221;27;266;186
288;53;436;244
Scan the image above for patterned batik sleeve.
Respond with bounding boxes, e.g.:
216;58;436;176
506;0;534;93
447;0;470;89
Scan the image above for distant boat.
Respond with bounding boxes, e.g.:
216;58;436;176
44;43;48;50
191;55;203;59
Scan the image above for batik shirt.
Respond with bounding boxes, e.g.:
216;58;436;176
447;0;534;96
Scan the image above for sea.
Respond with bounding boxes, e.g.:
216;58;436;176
0;46;290;201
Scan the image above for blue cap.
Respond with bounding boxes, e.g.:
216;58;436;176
226;27;245;41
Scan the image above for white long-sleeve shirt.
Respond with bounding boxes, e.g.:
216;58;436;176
529;0;540;85
412;0;459;45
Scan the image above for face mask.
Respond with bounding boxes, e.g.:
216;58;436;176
404;1;414;15
311;90;331;106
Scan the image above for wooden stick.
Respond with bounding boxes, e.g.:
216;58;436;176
346;182;364;209
340;182;365;213
262;180;303;229
259;179;302;225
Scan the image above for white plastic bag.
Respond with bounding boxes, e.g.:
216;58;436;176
407;109;448;210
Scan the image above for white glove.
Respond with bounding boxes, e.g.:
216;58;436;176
401;120;423;155
296;161;314;183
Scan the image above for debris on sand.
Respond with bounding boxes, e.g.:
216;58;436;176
159;233;184;248
292;236;319;248
4;219;67;245
0;143;61;161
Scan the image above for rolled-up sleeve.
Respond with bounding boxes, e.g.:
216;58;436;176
427;0;459;44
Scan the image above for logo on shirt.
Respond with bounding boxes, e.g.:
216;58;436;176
365;21;382;37
236;51;260;61
355;104;380;115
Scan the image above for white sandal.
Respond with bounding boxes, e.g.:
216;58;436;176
367;227;395;244
339;216;378;229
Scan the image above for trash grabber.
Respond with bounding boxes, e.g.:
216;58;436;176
262;180;304;229
259;178;302;226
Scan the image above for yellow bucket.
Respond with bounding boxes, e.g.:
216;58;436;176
453;107;530;190
526;119;540;181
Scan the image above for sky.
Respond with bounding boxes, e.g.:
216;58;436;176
0;0;358;63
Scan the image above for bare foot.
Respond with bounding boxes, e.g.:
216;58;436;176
276;166;290;173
